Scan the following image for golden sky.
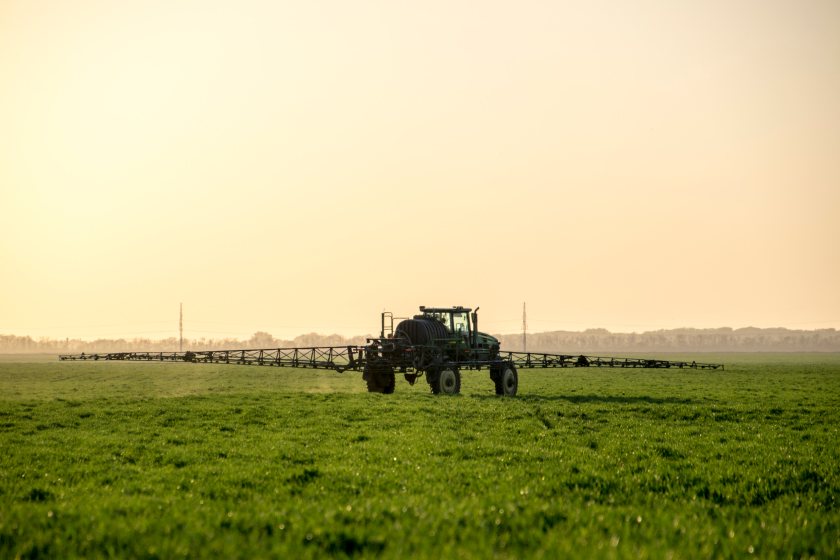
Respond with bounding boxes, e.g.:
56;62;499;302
2;0;839;341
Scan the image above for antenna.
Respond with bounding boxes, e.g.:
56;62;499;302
522;302;527;352
179;303;183;352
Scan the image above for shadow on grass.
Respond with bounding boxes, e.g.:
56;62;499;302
470;394;700;405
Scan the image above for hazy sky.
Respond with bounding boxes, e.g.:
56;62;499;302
2;0;839;341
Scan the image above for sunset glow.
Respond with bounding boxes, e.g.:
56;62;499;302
2;0;838;341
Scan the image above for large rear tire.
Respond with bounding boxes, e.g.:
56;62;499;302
493;363;518;396
428;366;460;395
364;358;395;394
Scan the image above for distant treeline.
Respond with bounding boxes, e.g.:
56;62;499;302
496;327;840;353
0;331;370;354
2;327;839;354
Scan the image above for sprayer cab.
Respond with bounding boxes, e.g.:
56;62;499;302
418;306;473;338
406;306;500;359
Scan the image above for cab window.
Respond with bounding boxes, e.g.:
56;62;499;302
429;312;451;331
452;313;469;336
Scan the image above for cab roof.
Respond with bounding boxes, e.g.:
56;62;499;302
419;306;471;313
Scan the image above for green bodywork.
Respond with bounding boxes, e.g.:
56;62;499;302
417;306;500;361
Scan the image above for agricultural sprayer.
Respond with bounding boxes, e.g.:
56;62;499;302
59;306;724;396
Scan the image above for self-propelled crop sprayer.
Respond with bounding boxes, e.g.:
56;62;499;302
59;306;724;396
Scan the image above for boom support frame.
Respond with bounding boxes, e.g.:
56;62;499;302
59;346;723;371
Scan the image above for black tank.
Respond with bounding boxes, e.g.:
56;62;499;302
394;318;448;345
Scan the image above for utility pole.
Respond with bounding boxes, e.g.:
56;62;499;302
179;303;183;353
522;302;527;353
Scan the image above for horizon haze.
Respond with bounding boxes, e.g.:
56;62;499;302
2;1;839;341
3;324;839;355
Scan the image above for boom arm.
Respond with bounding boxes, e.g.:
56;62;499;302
59;346;723;371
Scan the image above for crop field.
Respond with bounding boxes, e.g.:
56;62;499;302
1;353;838;559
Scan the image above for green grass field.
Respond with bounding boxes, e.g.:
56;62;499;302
1;353;838;559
